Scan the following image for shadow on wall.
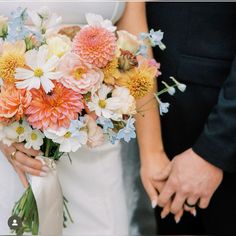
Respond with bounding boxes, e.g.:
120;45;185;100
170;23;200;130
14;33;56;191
121;139;157;236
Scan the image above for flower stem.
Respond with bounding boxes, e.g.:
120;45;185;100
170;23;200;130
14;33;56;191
45;138;51;157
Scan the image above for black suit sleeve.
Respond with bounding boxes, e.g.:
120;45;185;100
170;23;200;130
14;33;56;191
192;56;236;173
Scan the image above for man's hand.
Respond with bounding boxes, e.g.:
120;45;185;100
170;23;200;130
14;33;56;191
154;148;223;215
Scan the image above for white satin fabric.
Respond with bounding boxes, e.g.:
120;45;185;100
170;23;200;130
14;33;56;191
0;2;129;235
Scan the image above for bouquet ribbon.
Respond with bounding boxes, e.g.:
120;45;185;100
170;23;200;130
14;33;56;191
29;157;63;236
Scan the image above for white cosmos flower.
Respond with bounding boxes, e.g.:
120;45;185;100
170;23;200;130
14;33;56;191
0;120;31;146
15;45;62;93
28;6;62;35
44;126;88;153
25;129;44;150
85;13;116;32
87;84;123;121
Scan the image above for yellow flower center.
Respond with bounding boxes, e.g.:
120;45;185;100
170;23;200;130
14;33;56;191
16;126;24;135
31;133;38;140
64;131;72;138
98;99;106;109
72;67;87;80
0;53;25;83
34;68;44;77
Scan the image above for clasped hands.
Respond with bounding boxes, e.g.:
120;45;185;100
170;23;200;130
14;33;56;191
141;148;223;223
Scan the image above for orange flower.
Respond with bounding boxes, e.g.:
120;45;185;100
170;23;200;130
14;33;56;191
117;60;157;99
0;85;32;124
26;82;84;130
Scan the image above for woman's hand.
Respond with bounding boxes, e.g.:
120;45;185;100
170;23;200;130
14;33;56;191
0;142;50;188
140;150;170;208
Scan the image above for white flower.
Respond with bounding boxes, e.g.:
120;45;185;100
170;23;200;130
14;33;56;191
47;35;71;58
87;84;123;121
116;30;141;55
15;45;62;93
28;6;62;34
25;129;44;150
85;13;116;32
0;120;31;146
44;126;88;153
112;87;136;115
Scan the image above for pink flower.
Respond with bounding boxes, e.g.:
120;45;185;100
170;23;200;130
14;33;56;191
58;52;103;94
26;82;84;131
73;26;116;68
148;59;162;77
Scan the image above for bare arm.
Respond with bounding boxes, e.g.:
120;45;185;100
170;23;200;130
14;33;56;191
117;1;169;203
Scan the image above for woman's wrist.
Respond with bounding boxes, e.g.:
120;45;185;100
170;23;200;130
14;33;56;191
140;149;169;166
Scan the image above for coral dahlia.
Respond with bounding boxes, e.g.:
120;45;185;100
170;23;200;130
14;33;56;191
26;82;84;130
0;85;32;124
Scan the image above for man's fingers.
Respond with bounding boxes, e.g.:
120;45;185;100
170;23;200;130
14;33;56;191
153;162;172;181
170;193;186;214
14;151;43;170
160;200;171;219
158;179;175;207
184;195;199;213
13;143;41;157
174;209;184;224
199;196;212;209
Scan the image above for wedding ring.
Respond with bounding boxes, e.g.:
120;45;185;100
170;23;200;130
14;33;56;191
185;200;197;208
10;151;17;162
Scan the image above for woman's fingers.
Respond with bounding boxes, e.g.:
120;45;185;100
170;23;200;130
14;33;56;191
14;151;43;171
13;143;41;157
14;165;29;188
14;159;48;177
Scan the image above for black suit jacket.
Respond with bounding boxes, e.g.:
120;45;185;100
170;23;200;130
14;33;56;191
146;3;236;173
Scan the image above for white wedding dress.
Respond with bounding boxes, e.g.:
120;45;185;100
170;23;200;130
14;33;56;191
0;2;130;235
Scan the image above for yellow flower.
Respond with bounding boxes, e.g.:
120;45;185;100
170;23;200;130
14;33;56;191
102;58;120;85
0;41;26;83
47;35;71;58
117;61;156;99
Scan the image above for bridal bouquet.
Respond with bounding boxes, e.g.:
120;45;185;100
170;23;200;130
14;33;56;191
0;7;185;235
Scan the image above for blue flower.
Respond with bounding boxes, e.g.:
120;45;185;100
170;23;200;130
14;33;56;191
96;117;114;132
136;44;148;57
139;29;166;50
117;118;136;143
6;7;30;42
106;129;118;144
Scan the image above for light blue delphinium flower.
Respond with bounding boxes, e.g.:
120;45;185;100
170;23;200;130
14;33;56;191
170;77;187;92
154;94;170;116
106;129;118;144
161;81;176;96
136;44;148;57
139;29;166;50
6;7;31;42
96;117;114;132
117;117;136;143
